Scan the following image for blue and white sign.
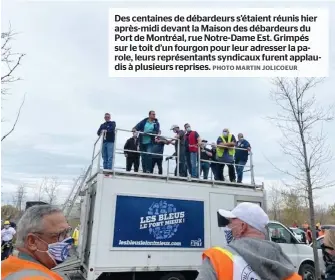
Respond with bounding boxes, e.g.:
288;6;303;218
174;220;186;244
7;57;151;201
113;195;205;248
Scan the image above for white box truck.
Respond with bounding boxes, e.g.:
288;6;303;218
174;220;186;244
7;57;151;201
54;129;317;280
55;172;316;280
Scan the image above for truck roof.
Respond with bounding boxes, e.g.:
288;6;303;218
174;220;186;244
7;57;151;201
99;170;264;190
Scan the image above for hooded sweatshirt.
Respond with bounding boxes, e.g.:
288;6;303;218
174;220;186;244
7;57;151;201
197;238;298;280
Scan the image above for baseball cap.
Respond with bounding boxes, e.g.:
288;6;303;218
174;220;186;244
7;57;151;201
170;125;179;130
218;202;269;234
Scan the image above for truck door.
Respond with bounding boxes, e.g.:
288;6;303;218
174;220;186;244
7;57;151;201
267;222;299;271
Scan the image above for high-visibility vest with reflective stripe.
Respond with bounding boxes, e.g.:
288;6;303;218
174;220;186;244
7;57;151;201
203;247;302;280
1;256;63;280
216;134;235;158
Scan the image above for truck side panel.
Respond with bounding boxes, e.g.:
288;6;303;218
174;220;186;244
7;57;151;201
83;174;264;278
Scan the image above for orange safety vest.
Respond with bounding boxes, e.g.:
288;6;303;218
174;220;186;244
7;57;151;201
203;247;302;280
1;256;63;280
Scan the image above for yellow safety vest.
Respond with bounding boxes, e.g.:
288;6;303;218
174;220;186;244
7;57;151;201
72;229;79;246
216;134;235;158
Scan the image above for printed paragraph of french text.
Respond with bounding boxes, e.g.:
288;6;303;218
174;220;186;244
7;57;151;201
109;8;329;78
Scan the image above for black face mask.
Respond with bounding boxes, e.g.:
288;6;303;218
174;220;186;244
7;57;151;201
321;244;335;266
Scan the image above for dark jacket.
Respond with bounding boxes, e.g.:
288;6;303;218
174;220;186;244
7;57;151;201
235;139;251;162
134;118;160;144
323;244;335;280
326;264;335;280
124;137;139;158
174;130;186;155
211;148;217;163
97;121;116;143
152;136;167;159
200;147;212;161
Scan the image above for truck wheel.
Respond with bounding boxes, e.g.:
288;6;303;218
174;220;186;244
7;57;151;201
159;272;186;280
299;263;315;280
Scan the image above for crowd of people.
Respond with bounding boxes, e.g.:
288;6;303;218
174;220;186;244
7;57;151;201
2;204;334;279
291;221;328;245
97;111;252;184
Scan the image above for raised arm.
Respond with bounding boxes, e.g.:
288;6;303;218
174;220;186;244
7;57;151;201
97;124;103;136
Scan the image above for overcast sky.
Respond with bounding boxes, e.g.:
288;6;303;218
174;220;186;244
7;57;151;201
1;0;334;207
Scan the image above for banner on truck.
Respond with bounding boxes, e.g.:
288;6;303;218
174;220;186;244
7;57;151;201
113;195;205;248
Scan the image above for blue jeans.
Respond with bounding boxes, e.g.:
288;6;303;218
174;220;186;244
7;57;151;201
140;143;153;173
185;151;191;176
190;152;198;178
235;160;247;183
201;162;210;179
102;142;114;169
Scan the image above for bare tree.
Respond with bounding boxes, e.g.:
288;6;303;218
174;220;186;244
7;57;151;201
12;184;27;212
329;203;335;218
1;204;20;220
314;205;328;225
267;183;284;221
281;188;306;226
1;93;26;142
269;77;334;279
1;25;26;142
42;177;61;205
33;177;48;202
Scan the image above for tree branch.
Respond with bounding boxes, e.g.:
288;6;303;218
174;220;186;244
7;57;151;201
1;93;26;141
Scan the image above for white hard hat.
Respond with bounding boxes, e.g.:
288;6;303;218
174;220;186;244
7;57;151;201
170;125;179;130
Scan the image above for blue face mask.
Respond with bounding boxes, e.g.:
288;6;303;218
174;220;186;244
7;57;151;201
37;236;74;264
223;227;234;244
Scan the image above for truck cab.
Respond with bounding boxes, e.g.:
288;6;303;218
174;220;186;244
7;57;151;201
268;220;316;279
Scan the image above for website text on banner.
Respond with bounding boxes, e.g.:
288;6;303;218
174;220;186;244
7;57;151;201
109;8;329;78
112;195;205;248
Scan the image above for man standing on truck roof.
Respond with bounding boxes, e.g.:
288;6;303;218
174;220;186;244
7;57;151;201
210;142;219;180
234;133;251;183
216;128;236;182
97;112;116;170
184;123;201;178
124;129;140;172
1;205;73;280
169;125;187;177
199;140;212;180
133;110;160;173
196;202;302;280
151;130;168;175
